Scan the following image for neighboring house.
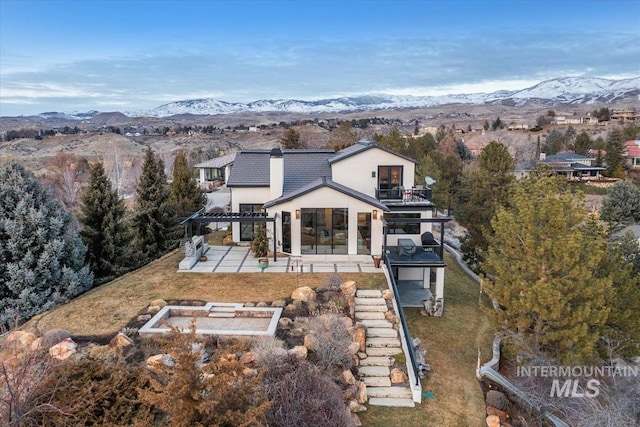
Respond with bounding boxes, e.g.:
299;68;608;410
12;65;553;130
624;140;640;170
538;152;606;180
185;140;449;305
611;108;639;123
553;115;598;125
193;152;236;189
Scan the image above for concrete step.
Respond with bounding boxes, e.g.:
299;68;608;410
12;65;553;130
207;312;235;318
362;376;391;387
359;356;395;367
358;366;390;377
355;311;386;320
365;347;404;357
366;337;401;348
360;319;393;328
354;297;387;306
367;386;413;399
356;290;382;298
368;397;415;407
367;328;398;338
354;305;387;312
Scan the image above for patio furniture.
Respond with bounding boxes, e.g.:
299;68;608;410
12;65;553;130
398;238;417;257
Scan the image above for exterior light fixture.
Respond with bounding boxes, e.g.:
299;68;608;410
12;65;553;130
372;209;378;220
295;209;300;219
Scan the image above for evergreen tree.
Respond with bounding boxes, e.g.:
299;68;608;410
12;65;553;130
374;125;404;154
604;128;627;178
132;147;179;263
0;163;93;329
600;180;640;227
280;127;305;149
485;173;612;363
455;141;515;271
572;130;591;155
80;162;132;283
171;151;206;218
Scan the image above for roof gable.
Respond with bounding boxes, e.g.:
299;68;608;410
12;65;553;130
193;152;236;168
329;139;418;165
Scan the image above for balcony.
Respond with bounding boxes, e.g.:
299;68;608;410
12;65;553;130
384;238;445;267
376;186;432;205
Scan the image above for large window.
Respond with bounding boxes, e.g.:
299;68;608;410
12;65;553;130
204;168;224;181
300;208;348;254
239;204;263;241
357;212;371;255
385;213;420;234
378;166;403;199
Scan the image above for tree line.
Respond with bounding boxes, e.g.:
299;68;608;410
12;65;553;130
0;148;205;330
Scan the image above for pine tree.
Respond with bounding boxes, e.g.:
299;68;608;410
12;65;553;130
604;128;627;178
280;127;305;149
485;172;612;363
80;162;132;283
573;130;591;155
600;180;640;227
0;163;93;329
171;151;206;218
132;147;179;263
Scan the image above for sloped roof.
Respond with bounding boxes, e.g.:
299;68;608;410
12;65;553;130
226;149;334;188
543;152;591;162
193;152;236;168
624;140;640;157
329;139;418;164
263;177;389;210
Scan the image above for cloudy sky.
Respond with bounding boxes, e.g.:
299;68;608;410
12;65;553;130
1;0;639;116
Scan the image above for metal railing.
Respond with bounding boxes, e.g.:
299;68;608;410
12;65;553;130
383;253;421;386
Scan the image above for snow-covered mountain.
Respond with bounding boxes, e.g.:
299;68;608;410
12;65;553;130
142;77;639;117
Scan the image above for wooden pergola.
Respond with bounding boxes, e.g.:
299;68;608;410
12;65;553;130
181;209;278;261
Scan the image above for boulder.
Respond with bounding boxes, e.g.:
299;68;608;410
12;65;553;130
347;341;360;355
149;299;167;308
108;333;134;356
4;331;37;351
137;314;152;322
348;399;360;412
288;345;308;359
147;305;161;314
384;311;397;324
244;302;256;307
390;368;408;383
303;334;316;350
284;303;298;313
256;302;268;308
146;354;175;371
486;406;509;423
31;337;43;351
291;286;316;303
486;415;500;427
355;380;368;403
271;300;286;308
381;289;394;300
342;369;356;385
340;280;357;297
278;317;294;328
343;384;358;401
353;325;367;352
486;390;509;411
48;338;77;360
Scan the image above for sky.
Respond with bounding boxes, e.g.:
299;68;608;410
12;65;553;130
1;0;639;116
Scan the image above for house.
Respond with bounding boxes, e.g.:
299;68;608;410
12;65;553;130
611;108;639;123
183;140;449;307
193;152;236;189
624;140;640;170
539;152;606;180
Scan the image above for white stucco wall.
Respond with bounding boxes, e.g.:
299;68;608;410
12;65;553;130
331;148;416;197
267;186;383;256
229;187;271;242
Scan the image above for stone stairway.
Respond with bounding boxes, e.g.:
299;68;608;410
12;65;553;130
355;289;415;408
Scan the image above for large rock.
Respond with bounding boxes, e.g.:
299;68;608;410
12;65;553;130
4;331;37;351
303;334;316;350
486;390;509;411
146;354;175;372
108;333;134;356
355;380;368;403
291;286;316;303
49;338;77;360
342;369;356;385
353;325;367;352
381;289;394;300
340;280;357;297
278;317;294;328
347;341;360;355
390;368;408;383
149;299;167;308
288;345;308;359
486;415;500;427
486;406;509;423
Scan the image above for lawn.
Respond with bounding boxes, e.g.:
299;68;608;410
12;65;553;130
28;246;495;427
359;253;495;427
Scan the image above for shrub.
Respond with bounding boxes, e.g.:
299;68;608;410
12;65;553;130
251;336;287;370
322;273;343;292
42;329;71;348
261;356;354;427
307;314;353;373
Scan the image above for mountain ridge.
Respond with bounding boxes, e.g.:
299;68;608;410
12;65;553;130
13;76;640;120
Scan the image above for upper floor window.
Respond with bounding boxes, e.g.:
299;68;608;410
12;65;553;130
385;213;420;234
378;166;403;199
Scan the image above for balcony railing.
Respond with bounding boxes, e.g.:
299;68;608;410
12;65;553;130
375;186;432;203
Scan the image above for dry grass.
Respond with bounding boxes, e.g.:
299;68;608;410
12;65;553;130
29;249;385;337
359;253;495;427
27;247;494;426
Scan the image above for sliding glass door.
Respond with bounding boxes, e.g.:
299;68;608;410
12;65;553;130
300;208;348;254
